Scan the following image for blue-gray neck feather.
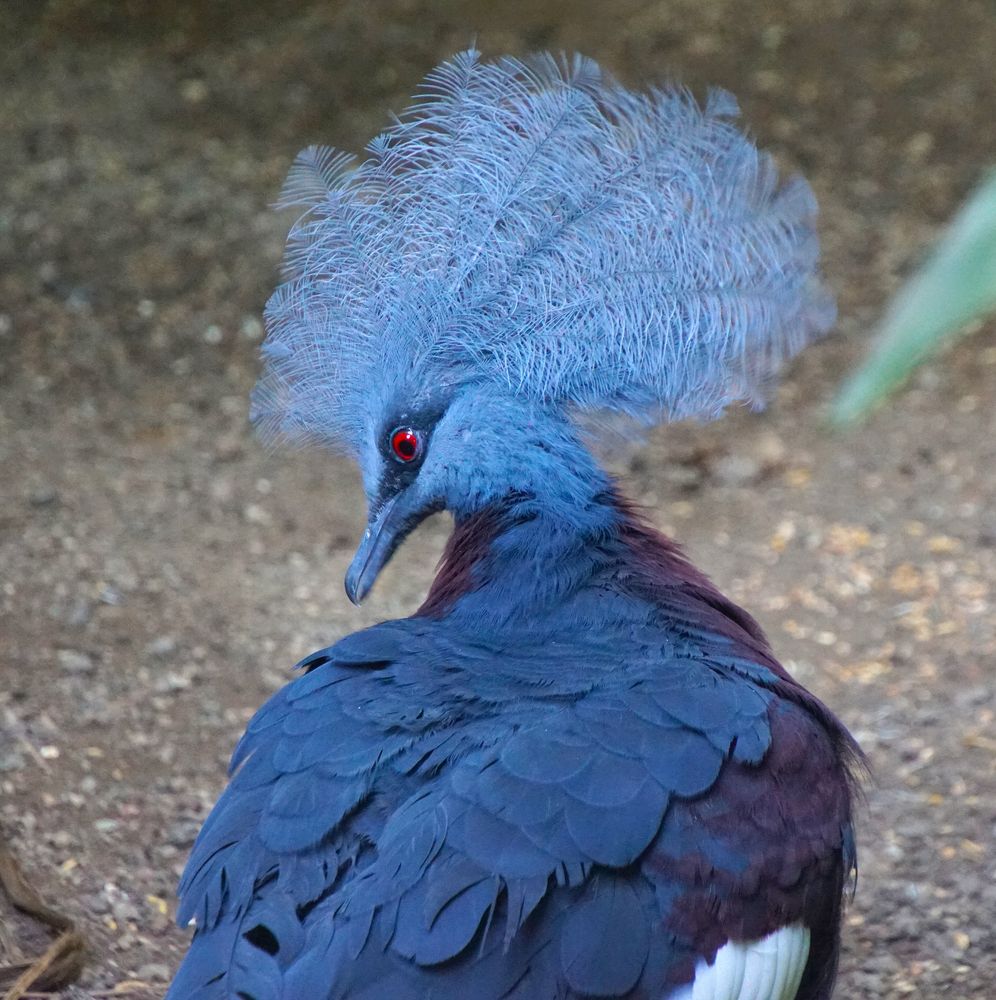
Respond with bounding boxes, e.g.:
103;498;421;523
419;446;633;629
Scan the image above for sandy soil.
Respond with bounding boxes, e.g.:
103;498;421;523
1;1;995;996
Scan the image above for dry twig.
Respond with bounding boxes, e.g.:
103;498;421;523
0;845;87;1000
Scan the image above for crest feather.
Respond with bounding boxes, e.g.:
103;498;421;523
254;49;835;451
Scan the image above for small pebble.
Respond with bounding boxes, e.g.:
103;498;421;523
57;649;94;674
146;635;178;658
710;454;761;486
49;596;93;626
98;585;123;606
28;486;59;507
111;897;141;922
137;962;171;982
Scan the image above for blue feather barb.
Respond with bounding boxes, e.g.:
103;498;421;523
254;49;834;453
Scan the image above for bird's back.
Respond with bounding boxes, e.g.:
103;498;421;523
170;504;857;1000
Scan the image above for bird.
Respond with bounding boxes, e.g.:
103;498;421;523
168;49;861;1000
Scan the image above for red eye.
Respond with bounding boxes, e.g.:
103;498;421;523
390;427;421;463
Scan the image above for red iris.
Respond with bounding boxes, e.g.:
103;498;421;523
390;427;420;463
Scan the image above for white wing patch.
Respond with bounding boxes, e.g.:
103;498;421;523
668;924;811;1000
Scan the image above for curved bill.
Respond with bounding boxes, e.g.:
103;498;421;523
344;495;407;605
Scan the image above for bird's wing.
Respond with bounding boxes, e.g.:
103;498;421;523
169;620;852;999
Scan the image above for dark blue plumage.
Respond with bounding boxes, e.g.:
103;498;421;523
169;50;858;1000
171;490;858;1000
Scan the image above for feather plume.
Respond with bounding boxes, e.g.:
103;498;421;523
254;49;835;452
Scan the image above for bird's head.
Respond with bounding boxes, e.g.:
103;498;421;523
252;49;834;604
344;385;602;603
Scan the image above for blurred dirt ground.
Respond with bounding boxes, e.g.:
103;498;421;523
1;0;995;996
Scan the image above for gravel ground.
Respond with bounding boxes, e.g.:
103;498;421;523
1;1;995;996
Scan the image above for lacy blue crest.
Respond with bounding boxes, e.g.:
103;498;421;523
253;49;835;453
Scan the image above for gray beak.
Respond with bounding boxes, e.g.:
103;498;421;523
344;495;408;605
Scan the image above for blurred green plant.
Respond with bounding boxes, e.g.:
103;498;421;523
832;171;996;425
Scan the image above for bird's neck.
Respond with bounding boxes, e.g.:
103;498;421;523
419;471;728;623
419;473;775;665
419;479;615;620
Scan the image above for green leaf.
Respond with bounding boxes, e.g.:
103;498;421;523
832;171;996;425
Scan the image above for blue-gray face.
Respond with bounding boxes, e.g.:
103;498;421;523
344;400;449;604
372;407;443;509
344;389;605;604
